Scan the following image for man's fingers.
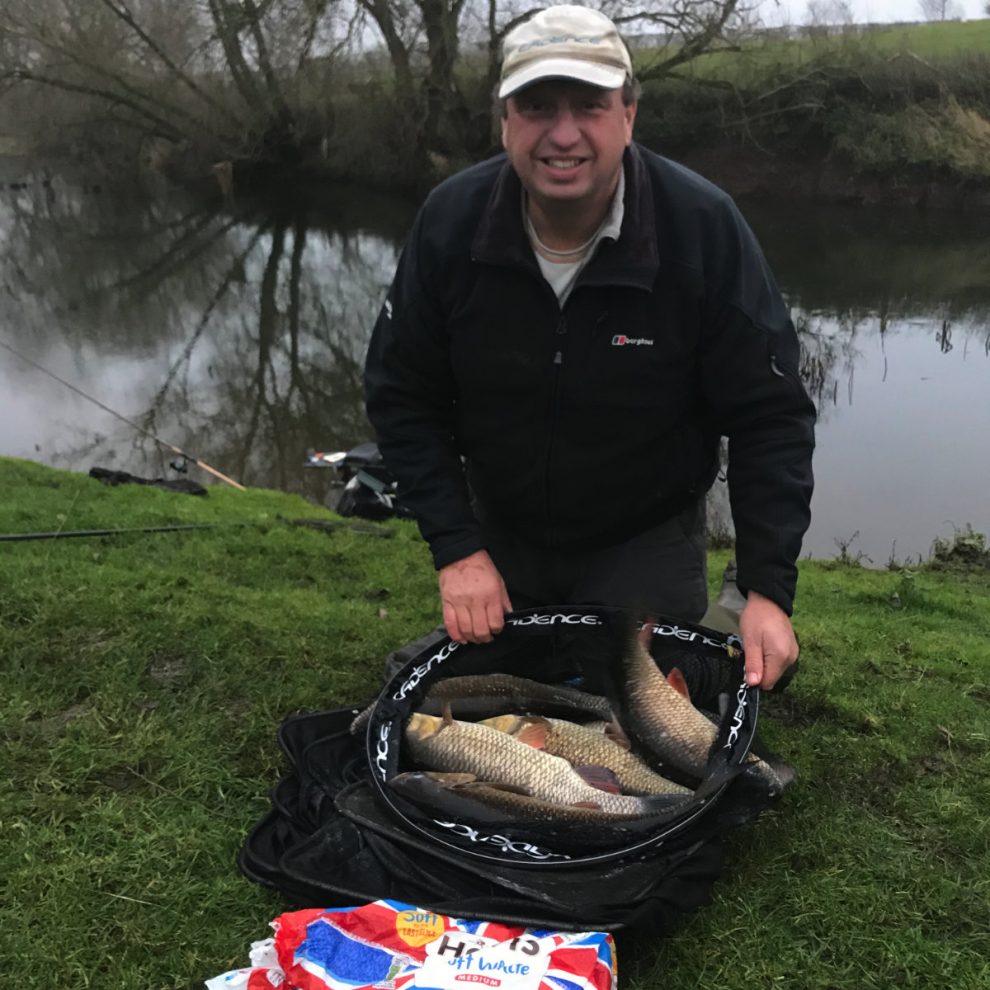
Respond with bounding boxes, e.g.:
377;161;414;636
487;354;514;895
739;592;799;690
456;604;479;644
744;643;764;688
461;605;488;643
443;602;464;644
486;599;505;637
437;550;509;644
461;603;497;644
444;598;502;644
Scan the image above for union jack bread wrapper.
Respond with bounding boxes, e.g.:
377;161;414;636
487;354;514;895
206;899;617;990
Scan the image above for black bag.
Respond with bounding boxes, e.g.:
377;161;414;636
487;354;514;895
240;606;787;931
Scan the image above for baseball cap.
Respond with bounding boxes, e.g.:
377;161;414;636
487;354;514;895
498;5;633;99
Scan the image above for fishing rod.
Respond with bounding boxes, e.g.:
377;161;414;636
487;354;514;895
0;517;393;543
0;523;229;543
0;337;246;491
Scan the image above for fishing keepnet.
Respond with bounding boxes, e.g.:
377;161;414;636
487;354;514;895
240;606;789;931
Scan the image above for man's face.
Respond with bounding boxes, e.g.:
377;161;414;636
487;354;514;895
501;79;636;214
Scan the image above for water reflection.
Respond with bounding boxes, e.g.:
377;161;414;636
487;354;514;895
1;164;988;564
0;166;413;507
793;306;990;422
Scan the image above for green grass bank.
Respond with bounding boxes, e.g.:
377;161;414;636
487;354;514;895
1;457;988;989
625;21;990;209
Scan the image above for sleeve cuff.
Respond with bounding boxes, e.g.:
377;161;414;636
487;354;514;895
430;532;487;571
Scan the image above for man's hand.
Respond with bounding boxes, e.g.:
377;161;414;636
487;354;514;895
739;591;799;689
438;550;513;644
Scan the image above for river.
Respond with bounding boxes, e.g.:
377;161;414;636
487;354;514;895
1;158;988;566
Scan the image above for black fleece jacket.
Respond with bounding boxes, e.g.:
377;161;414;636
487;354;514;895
364;143;816;614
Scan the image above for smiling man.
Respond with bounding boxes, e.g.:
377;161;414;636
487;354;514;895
364;5;816;691
503;79;634;239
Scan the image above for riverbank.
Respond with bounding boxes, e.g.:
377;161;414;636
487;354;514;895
627;25;990;213
4;21;989;212
669;142;990;212
300;19;990;210
2;456;988;987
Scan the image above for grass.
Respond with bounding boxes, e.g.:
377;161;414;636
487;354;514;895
2;456;988;988
667;18;990;80
630;20;990;187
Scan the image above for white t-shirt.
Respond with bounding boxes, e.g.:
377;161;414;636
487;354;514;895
526;170;626;306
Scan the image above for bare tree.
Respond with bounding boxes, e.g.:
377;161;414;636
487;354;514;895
600;0;752;83
917;0;962;20
1;0;761;182
805;0;854;37
0;0;354;177
357;0;753;166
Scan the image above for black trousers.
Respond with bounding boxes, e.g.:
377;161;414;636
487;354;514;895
482;499;710;623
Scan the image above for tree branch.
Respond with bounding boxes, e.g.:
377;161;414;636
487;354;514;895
96;0;245;130
241;0;293;120
4;68;185;140
636;0;743;82
207;0;266;112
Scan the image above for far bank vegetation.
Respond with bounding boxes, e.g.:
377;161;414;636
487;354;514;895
0;1;988;193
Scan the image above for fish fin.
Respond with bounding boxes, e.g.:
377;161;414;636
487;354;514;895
572;801;603;810
441;701;453;727
349;702;374;734
515;719;549;750
574;765;623;794
667;667;691;701
604;719;632;750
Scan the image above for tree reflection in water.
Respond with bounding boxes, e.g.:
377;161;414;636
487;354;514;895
1;169;988;556
0;169;410;504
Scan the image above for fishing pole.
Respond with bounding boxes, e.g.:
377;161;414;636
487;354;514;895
0;337;246;491
0;523;230;543
0;517;393;543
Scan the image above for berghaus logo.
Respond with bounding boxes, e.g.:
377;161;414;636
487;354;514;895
612;334;653;346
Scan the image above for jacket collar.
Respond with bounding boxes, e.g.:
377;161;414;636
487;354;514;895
471;143;659;292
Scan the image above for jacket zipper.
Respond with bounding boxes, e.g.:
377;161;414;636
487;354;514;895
544;311;568;547
483;251;593;549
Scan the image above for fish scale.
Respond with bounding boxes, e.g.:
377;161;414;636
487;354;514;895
618;632;792;795
482;714;692;797
404;713;674;816
390;771;676;824
623;640;715;777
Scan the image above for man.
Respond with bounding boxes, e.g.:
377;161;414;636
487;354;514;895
364;5;815;690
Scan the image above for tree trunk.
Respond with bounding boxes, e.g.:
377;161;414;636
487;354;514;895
419;0;465;154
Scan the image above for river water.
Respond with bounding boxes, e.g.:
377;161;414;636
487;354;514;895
1;158;988;565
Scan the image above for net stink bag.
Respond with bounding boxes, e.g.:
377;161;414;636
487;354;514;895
240;606;792;931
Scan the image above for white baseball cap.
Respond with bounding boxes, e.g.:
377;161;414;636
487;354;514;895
498;5;633;99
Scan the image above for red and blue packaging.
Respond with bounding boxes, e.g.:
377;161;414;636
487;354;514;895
206;900;617;990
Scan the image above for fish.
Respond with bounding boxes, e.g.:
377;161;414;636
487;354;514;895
350;672;613;734
389;771;681;824
402;712;687;817
612;626;794;796
480;714;692;797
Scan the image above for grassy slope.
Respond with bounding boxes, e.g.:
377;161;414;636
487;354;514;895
1;457;988;989
674;18;990;78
